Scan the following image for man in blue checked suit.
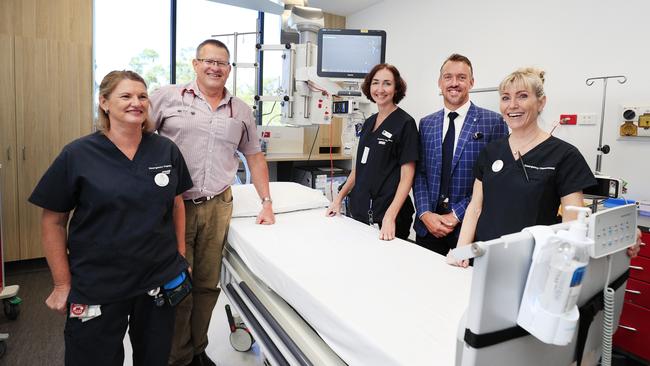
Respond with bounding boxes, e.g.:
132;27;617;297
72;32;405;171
413;54;508;256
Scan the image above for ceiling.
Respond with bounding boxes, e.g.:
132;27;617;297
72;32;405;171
209;0;383;17
308;0;383;16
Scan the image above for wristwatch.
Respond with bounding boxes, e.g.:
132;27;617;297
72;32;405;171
261;197;273;205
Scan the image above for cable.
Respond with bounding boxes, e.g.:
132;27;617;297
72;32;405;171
261;101;277;116
601;255;615;366
296;125;321;187
329;121;334;202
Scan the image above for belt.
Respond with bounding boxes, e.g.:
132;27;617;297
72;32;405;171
186;195;215;204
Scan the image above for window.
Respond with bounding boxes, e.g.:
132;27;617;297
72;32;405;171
94;0;281;125
94;0;170;93
176;0;258;103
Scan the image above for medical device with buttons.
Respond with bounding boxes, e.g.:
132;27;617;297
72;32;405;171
452;204;638;366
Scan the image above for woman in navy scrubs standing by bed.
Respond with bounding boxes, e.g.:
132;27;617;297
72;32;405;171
29;70;193;365
326;64;419;241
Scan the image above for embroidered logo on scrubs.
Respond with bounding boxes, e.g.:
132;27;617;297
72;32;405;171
381;130;393;139
377;137;393;145
492;160;504;173
149;164;172;187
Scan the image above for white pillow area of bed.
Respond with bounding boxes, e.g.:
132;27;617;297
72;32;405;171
231;182;330;217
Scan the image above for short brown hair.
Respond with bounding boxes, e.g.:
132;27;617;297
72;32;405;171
361;63;407;105
97;70;154;132
440;53;473;77
196;39;230;59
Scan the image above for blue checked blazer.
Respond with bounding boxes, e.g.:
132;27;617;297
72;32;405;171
413;102;508;237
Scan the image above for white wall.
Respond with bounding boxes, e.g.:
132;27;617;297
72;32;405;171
348;0;650;201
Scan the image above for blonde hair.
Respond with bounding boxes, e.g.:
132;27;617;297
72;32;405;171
97;70;154;132
499;67;546;99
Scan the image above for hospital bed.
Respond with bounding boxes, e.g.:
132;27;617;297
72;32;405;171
221;182;631;365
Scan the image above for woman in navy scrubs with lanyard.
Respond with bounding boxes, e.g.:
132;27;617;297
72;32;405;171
448;67;597;267
29;71;193;365
326;64;418;241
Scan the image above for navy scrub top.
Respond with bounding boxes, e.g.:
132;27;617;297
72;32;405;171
350;107;419;224
474;135;596;242
29;132;193;305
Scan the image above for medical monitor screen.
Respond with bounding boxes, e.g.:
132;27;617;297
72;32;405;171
317;29;386;79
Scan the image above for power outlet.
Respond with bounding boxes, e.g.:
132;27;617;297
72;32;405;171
578;113;597;125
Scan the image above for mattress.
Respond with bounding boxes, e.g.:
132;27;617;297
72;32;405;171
227;208;473;366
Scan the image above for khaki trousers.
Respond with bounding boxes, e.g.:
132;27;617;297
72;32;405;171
168;187;232;366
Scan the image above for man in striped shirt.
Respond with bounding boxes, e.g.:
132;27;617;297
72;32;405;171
151;39;275;366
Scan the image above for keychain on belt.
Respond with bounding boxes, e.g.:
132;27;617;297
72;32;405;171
368;198;380;229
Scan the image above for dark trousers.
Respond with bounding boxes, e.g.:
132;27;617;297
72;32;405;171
415;227;461;256
64;294;175;366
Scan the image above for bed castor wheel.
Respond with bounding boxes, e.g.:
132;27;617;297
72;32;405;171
229;327;254;352
3;297;21;321
0;339;6;358
225;304;254;352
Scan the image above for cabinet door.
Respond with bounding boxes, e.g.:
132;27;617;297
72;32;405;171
14;37;92;259
0;34;20;261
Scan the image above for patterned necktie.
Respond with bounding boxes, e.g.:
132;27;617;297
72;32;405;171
440;111;459;204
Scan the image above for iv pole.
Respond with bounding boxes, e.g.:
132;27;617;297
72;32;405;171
585;75;627;214
585;75;627;174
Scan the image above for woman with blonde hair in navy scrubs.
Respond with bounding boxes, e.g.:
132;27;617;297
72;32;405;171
29;70;193;365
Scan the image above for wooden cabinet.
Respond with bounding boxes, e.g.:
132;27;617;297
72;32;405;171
614;230;650;362
0;0;92;261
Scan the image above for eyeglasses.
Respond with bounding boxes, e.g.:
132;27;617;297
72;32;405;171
196;59;230;68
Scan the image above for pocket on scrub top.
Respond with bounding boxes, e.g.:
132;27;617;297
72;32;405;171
527;166;555;184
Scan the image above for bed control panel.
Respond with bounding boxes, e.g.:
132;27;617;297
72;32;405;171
588;204;637;258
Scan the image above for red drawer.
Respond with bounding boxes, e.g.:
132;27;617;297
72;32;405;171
629;255;650;283
641;231;650;258
624;278;650;309
614;302;650;362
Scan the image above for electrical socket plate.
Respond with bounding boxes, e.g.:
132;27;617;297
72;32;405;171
578;113;597;125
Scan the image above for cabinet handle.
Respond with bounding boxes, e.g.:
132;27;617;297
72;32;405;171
630;265;644;271
6;147;9;161
618;325;637;332
625;289;641;295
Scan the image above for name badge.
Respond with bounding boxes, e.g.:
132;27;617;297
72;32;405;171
361;146;370;164
155;173;170;187
492;160;504;173
381;130;392;139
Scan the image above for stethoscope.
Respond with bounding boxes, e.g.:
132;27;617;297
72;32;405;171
179;88;248;142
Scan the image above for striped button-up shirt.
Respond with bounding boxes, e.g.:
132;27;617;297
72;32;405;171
150;81;260;200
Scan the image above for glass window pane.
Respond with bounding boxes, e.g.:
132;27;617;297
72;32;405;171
176;0;258;94
94;0;170;93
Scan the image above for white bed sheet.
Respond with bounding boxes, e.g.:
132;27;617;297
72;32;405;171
228;208;473;366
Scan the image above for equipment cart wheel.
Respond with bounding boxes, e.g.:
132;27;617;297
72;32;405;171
3;297;21;321
225;304;254;352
